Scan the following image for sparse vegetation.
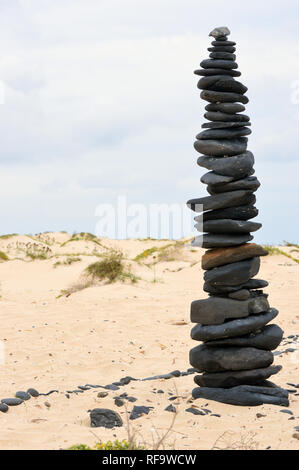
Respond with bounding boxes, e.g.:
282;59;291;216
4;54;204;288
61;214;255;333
25;243;52;260
0;250;9;261
263;245;299;264
60;232;103;248
53;257;81;268
0;233;18;239
85;249;139;284
68;440;145;450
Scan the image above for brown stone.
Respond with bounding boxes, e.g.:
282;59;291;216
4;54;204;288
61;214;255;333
202;243;268;270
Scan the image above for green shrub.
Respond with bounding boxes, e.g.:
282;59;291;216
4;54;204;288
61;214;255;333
0;250;9;261
85;250;139;284
68;440;144;450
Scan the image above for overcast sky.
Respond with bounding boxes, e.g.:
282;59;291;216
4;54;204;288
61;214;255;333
0;0;298;243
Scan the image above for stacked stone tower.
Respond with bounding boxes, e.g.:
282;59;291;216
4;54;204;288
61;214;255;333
187;27;289;406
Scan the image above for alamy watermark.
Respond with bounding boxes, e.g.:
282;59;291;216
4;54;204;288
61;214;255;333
95;196;202;239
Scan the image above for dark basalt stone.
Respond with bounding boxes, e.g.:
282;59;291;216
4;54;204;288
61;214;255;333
202;121;251;129
90;408;123;428
194;68;240;77
209;27;231;39
194;138;248;156
27;388;39;397
1;398;24;406
190;295;269;325
0;403;9;413
197;76;247;94
195;205;258;223
207;176;260;195
206;324;284;351
207;46;236;53
15;391;31;401
209;52;236;60
200;219;262;233
203;278;268;294
200;90;248;104
190;345;273;372
201;171;234;186
192;384;289;407
211;40;236;46
197;153;255;178
206;102;245;113
197;128;251;141
190;308;278;342
200;59;238;70
228;289;250;300
187;190;255;212
204;111;250;122
192;233;253;248
130;405;153;420
204;257;260;286
195;365;282;388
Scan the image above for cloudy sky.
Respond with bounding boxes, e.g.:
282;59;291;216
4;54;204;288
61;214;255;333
0;0;298;243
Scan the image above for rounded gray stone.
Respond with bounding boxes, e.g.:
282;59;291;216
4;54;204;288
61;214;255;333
205;102;245;113
1;398;24;406
204;257;260;286
205;324;284;351
204;111;250;122
187;190;255;212
228;289;250;300
209;52;236;60
15;391;31;401
90;408;123;428
190;308;279;342
202;121;251;129
0;403;9;413
192;233;253;248
200;90;248;104
200;219;262;234
192;385;289;407
203;278;268;294
200;59;238;70
207;176;260;194
208;46;236;53
194;67;240;76
195;205;258;223
200;171;234;186
194;138;248;156
195;365;282;388
190;345;273;372
197;77;247;95
197;152;255;178
196;127;251;140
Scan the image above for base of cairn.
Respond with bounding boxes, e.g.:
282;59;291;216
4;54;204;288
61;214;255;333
192;382;289;407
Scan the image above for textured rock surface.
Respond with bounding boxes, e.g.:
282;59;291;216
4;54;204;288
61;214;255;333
90;408;123;428
194;365;282;388
188;27;287;406
202;243;268;269
192;385;289;406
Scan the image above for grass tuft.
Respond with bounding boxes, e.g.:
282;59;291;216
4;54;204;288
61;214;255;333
85;249;139;284
0;250;9;261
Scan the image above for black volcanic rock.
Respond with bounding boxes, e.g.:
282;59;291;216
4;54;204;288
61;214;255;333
200;219;262;233
204;111;250;122
192;233;253;248
200;59;238;69
196;127;251;140
194;365;282;388
209;52;236;60
195;205;258;223
205;102;245;113
201;172;235;185
200;90;248;104
197;152;255;177
194;68;240;76
192;385;289;407
190;308;279;342
197;76;247;94
207;176;260;194
203;257;260;286
187;190;255;212
190;345;273;372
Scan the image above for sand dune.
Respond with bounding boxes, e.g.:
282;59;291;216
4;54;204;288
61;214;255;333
0;233;298;450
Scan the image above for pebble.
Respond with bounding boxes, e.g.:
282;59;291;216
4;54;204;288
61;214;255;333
280;409;293;415
196;204;258;224
27;388;39;397
200;219;261;234
130;405;153;420
0;403;9;413
90;408;123;428
206;102;245;113
188;190;255;213
201;59;238;69
1;398;24;406
201;243;267;270
15;391;31;401
97;391;108;398
197;127;251;140
194;67;240;76
200;90;248;104
197;152;255;178
114;398;124;407
186;408;205;416
165;404;176;413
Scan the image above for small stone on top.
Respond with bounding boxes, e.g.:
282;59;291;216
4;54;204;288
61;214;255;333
209;26;230;39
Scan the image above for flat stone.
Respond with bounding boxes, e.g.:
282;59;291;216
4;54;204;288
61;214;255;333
209;52;236;60
190;295;269;325
15;391;31;401
190;345;273;372
195;205;259;223
201;171;234;186
130;405;153;420
90;408;123;428
204;257;260;286
192;385;289;407
206;324;284;351
200;219;262;234
208;176;260;195
187;190;255;212
201;243;268;269
197;152;254;177
197;76;247;94
201;59;237;70
0;403;9;413
200;90;248;104
194;138;248;156
204;111;250;122
186;407;205;415
195;365;282;388
196;127;251;140
190;308;278;342
208;46;236;53
204;278;268;294
202;121;251;129
165;404;176;413
211;40;236;46
206;102;245;113
1;398;24;406
209;26;231;39
194;67;240;76
192;233;253;248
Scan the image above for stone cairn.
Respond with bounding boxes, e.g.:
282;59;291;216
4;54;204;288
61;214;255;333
187;27;289;406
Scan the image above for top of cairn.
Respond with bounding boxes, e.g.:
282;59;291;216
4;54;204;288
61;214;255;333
209;26;230;39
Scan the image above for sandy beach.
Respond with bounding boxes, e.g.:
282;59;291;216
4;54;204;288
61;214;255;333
0;232;298;450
